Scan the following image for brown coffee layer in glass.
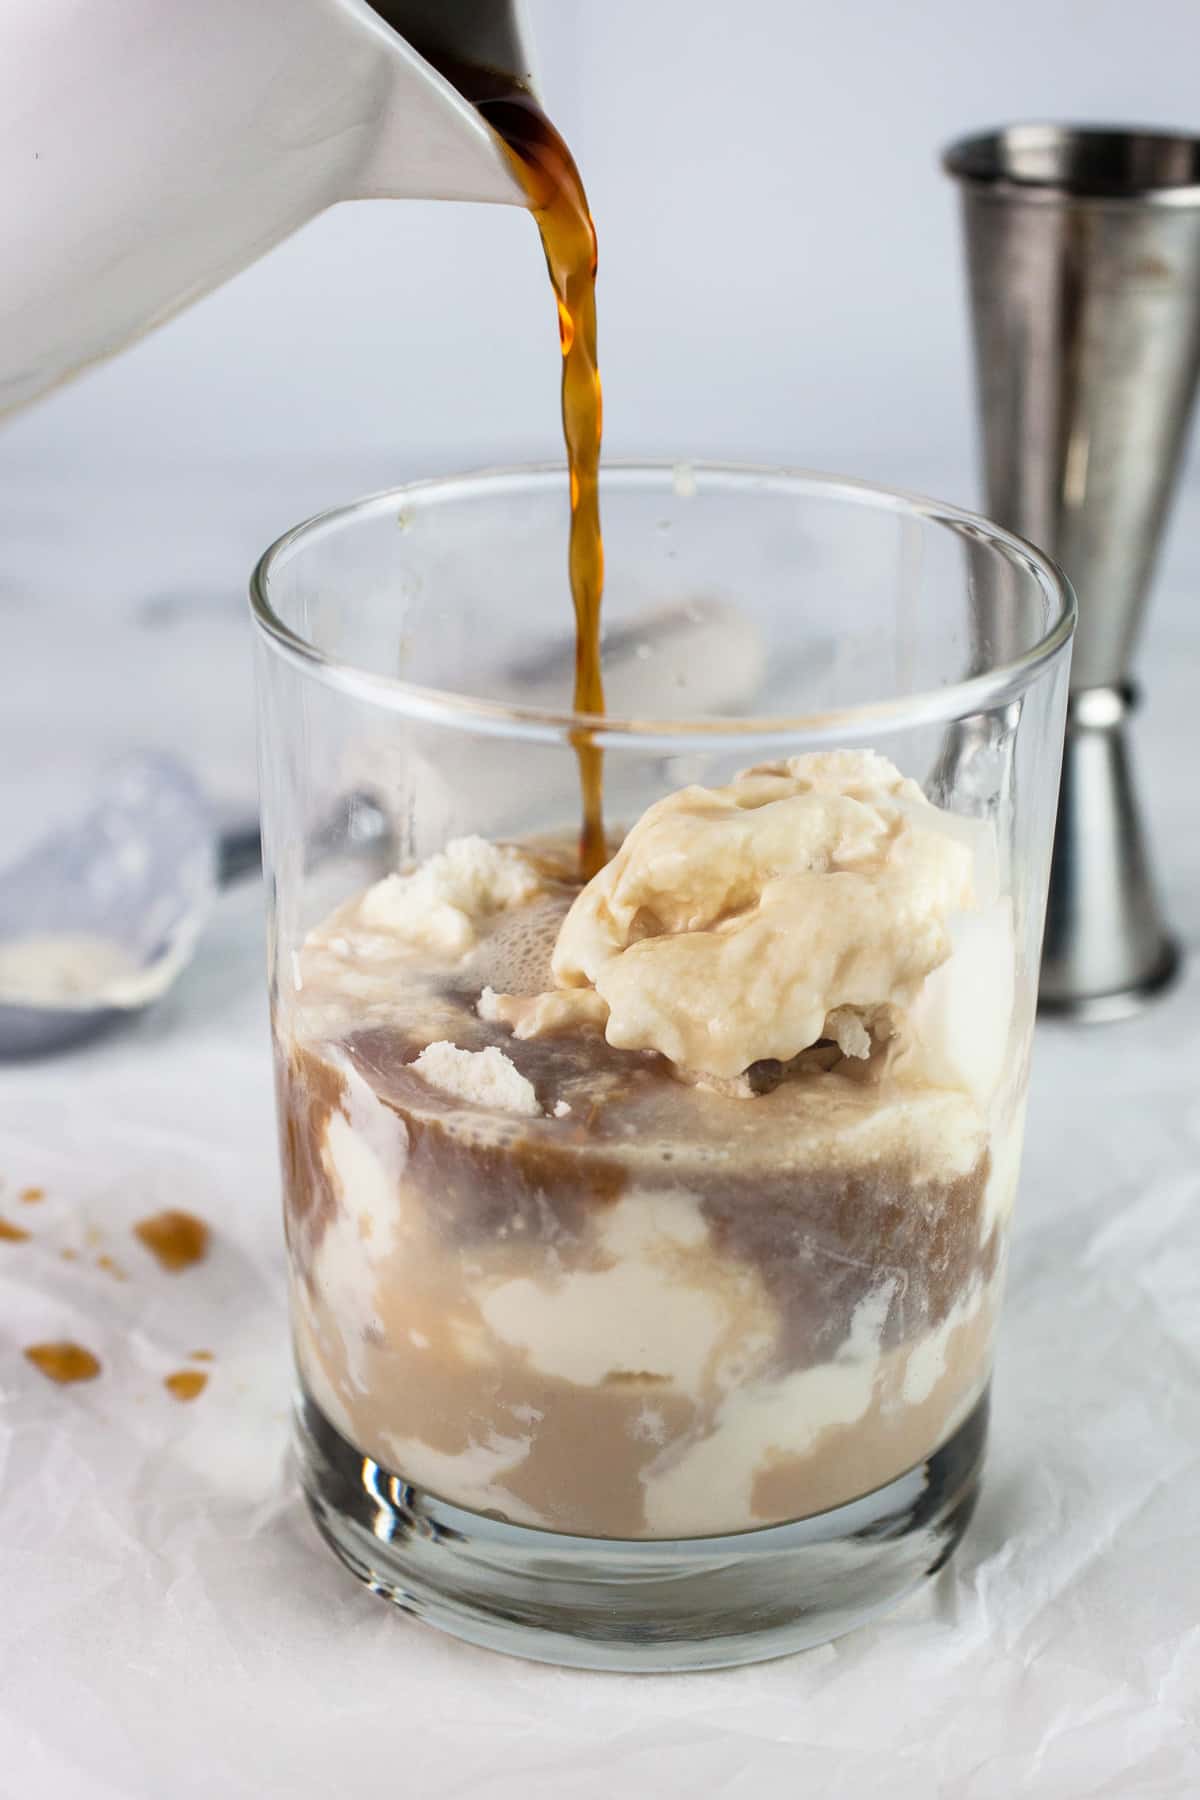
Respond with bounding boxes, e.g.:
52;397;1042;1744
281;994;996;1362
276;807;1012;1539
278;985;999;1536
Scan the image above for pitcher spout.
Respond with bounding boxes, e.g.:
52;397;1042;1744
347;0;533;204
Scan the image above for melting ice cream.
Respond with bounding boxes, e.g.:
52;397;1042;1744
276;751;1023;1537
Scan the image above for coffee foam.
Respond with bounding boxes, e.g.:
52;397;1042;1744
463;894;572;997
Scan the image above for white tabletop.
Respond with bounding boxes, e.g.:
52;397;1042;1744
2;456;1198;1799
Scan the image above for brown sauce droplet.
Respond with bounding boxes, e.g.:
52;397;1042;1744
96;1253;127;1280
19;1186;45;1204
0;1217;30;1242
164;1369;207;1403
134;1209;209;1272
189;1350;214;1362
60;1247;79;1262
25;1341;101;1383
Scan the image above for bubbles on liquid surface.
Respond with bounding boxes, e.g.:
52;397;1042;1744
465;894;572;997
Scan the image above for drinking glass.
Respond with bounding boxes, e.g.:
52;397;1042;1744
250;465;1074;1670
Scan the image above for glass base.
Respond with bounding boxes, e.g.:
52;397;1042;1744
296;1385;988;1671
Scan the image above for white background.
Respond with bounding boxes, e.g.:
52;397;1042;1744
6;0;1200;495
3;7;1200;1794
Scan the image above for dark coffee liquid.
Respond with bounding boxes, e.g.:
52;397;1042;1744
444;69;607;878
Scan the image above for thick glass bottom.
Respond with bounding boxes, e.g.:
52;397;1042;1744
297;1385;988;1672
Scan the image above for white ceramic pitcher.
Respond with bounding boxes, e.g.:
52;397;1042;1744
0;0;532;415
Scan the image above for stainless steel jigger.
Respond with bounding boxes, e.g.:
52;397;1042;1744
944;124;1200;1018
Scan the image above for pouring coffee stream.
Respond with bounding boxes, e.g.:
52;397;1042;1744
440;64;608;877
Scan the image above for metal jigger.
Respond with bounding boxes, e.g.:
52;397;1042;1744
944;125;1200;1018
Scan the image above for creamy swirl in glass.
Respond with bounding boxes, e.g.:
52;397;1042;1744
277;752;1021;1538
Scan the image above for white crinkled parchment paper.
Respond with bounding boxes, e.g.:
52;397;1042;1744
1;877;1197;1800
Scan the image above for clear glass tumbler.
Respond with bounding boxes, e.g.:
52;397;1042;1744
250;466;1074;1671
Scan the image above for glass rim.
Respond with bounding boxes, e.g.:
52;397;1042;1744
249;462;1076;749
943;122;1200;206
